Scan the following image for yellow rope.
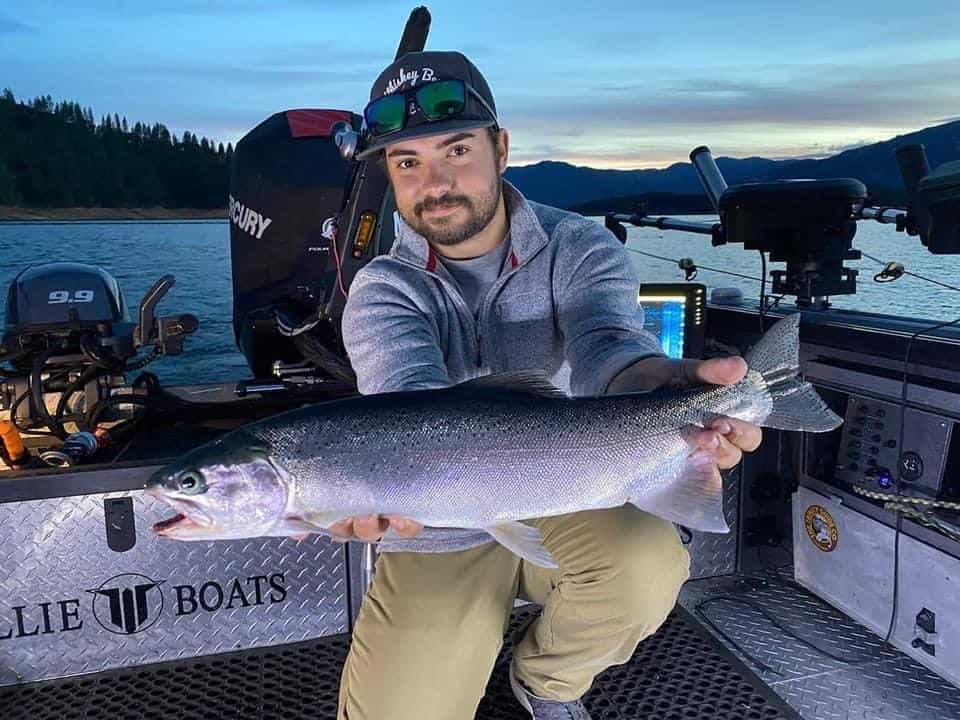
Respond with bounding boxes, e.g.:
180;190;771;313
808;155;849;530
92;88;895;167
849;484;960;541
849;484;960;511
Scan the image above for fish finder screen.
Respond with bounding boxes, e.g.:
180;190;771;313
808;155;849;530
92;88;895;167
638;295;686;359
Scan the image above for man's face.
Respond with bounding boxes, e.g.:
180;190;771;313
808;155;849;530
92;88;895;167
384;127;508;247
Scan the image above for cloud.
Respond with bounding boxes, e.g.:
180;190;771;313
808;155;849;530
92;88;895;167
121;40;390;92
507;141;697;170
0;15;33;33
501;57;960;134
131;62;377;89
25;1;401;18
254;43;389;68
774;139;876;161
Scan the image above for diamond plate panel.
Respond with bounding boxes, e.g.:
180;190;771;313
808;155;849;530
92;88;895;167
686;467;740;579
680;571;960;720
776;657;960;720
0;491;348;686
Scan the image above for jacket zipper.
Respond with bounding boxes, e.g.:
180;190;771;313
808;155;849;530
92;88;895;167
474;256;531;370
393;245;545;373
393;258;482;370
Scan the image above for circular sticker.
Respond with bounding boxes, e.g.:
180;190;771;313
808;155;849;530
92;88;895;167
804;505;839;552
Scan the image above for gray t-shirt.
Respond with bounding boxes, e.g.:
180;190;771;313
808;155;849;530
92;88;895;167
438;235;512;318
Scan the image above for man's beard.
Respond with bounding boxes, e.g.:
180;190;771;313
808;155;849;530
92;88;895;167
404;177;502;247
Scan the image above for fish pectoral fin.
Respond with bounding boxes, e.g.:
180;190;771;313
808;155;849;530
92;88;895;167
629;450;729;534
274;512;346;537
485;521;558;569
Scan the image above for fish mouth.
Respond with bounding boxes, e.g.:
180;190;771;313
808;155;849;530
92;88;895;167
153;513;187;533
151;510;213;536
146;489;213;536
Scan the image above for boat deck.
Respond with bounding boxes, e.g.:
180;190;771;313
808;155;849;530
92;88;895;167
679;570;960;720
0;601;799;720
5;571;960;719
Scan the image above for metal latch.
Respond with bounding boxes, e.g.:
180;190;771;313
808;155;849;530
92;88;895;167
104;497;136;553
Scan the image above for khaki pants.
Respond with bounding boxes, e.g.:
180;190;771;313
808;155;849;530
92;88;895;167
336;506;691;720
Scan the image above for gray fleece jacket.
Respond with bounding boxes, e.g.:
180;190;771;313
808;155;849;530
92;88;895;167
341;180;664;397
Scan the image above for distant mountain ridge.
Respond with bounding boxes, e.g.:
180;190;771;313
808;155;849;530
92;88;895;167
503;120;960;210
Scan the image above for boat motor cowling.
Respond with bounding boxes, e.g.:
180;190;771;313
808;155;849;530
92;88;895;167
229;109;361;380
0;263;198;443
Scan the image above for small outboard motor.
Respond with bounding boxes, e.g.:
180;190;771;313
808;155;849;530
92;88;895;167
229;109;361;380
0;262;198;443
2;262;134;368
5;262;129;326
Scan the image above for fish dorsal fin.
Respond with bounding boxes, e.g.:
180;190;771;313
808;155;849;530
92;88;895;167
456;371;568;399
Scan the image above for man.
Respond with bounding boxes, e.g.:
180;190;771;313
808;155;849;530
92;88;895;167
334;51;761;720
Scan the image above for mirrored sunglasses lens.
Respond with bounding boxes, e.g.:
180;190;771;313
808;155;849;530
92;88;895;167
416;80;466;121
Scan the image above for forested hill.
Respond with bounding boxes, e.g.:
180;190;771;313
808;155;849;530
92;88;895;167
0;90;230;209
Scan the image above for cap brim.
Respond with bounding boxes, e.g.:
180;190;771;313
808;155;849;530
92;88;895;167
355;118;497;160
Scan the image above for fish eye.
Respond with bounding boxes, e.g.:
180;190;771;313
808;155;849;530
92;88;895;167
178;471;205;494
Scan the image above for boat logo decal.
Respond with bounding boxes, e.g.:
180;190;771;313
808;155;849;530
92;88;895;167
229;193;273;240
87;573;165;635
804;504;839;552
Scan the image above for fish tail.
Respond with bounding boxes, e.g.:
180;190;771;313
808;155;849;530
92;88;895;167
630;449;728;533
746;314;842;432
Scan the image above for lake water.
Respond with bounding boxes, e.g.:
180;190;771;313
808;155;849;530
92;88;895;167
2;216;959;386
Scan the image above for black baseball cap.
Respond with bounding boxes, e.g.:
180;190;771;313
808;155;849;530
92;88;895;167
356;51;498;160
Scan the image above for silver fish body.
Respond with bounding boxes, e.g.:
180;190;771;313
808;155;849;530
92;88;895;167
147;314;841;568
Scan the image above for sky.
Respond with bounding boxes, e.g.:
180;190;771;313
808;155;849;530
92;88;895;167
1;1;959;169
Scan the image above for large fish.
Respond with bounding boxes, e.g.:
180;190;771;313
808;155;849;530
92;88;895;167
146;314;841;568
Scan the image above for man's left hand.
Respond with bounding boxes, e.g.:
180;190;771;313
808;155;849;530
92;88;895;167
686;357;762;469
607;355;762;469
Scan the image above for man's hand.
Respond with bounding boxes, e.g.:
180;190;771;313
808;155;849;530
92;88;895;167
688;357;762;469
327;515;424;543
607;355;762;469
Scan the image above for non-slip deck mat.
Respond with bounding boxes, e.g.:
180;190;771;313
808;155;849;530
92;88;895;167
1;604;800;719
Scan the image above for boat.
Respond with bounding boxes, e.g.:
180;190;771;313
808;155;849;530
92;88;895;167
2;7;960;719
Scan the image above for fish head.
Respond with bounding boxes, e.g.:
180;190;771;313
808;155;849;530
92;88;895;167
145;433;291;541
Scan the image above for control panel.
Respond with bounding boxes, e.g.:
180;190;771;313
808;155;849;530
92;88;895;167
835;395;952;497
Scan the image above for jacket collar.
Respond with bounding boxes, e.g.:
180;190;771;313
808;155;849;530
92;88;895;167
389;179;549;272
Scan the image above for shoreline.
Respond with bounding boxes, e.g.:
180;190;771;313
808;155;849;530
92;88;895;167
0;206;227;221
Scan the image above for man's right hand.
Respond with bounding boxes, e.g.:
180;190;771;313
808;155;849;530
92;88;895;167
328;514;424;543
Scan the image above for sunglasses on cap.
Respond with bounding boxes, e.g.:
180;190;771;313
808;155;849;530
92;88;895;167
362;79;498;140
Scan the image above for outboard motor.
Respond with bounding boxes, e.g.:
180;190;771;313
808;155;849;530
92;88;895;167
229;109;361;380
0;262;197;448
3;262;132;363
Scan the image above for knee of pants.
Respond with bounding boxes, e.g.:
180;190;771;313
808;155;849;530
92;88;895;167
559;511;690;634
339;595;509;720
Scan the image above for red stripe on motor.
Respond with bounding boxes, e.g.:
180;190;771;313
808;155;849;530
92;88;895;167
286;109;353;138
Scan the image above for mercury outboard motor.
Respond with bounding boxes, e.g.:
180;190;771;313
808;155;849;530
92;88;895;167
229;109;361;381
230;8;433;388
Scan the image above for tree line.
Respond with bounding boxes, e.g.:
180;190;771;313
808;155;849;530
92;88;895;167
0;89;231;208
